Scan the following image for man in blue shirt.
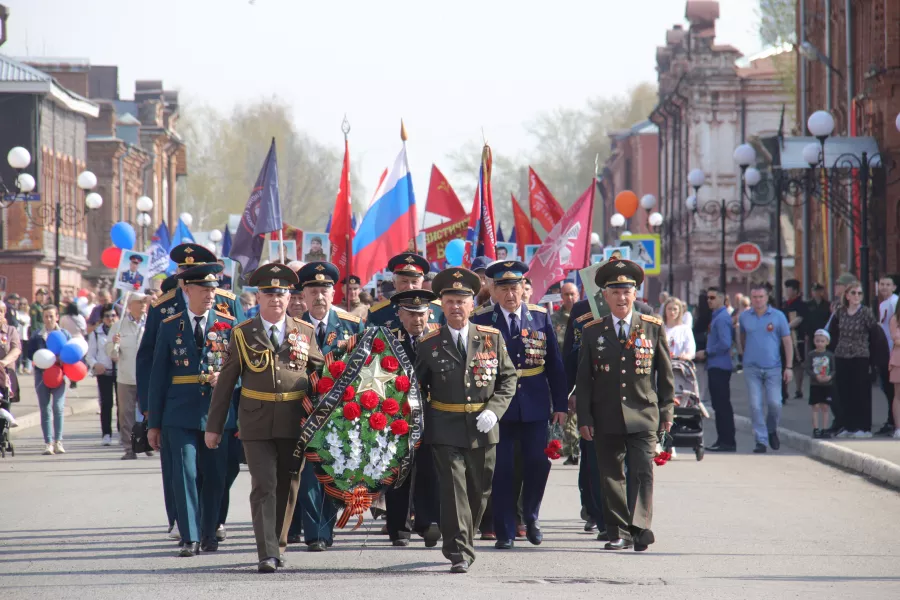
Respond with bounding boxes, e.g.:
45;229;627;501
696;287;735;452
739;284;793;453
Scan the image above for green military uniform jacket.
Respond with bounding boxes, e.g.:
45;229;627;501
207;315;325;441
575;312;675;435
414;324;517;448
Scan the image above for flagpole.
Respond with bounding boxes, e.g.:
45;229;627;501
343;115;352;311
401;119;416;253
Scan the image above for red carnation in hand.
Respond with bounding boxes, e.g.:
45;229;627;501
372;338;385;354
343;402;361;421
382;399;400;416
381;356;399;372
544;447;562;460
548;439;562;452
317;377;335;395
369;412;388;431
329;361;347;379
342;385;356;402
394;375;410;393
402;403;411;416
360;390;379;410
391;419;409;436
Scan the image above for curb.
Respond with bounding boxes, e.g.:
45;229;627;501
9;396;100;434
733;414;900;489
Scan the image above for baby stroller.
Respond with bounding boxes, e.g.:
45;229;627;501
0;400;15;458
669;359;707;461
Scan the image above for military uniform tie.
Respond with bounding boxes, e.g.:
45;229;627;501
618;320;627;344
509;312;520;337
456;333;466;358
316;322;325;348
269;325;279;349
193;316;204;350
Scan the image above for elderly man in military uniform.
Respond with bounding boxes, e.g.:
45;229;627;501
367;253;443;328
385;288;442;547
472;261;567;549
415;267;517;573
139;243;243;542
146;263;237;557
345;275;369;320
575;258;675;552
206;264;325;573
289;261;365;551
120;254;146;289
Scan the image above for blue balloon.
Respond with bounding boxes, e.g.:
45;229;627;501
46;330;67;355
60;341;85;365
445;239;465;267
110;221;136;250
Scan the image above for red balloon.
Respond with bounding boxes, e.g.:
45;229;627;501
63;361;88;382
42;364;65;388
77;289;90;298
614;190;639;219
101;246;122;269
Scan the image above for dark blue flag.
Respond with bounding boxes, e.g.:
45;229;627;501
325;212;333;233
230;138;281;275
222;225;232;257
509;226;516;244
497;224;505;242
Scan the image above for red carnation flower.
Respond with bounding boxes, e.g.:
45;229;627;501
212;321;232;331
402;403;411;416
342;385;356;402
365;355;373;365
394;375;410;393
329;361;347;379
544;447;562;460
360;390;379;410
372;338;385;353
317;377;335;395
382;399;400;416
548;439;562;451
369;412;388;431
343;402;361;421
381;356;399;372
391;419;409;436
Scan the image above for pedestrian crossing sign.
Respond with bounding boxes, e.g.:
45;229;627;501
619;234;661;275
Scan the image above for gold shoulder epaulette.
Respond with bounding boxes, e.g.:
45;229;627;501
215;288;236;300
576;312;594;323
475;324;499;334
420;329;441;343
236;318;254;328
369;299;390;312
640;314;663;325
527;303;547;313
215;311;235;321
162;311;183;324
292;317;314;329
152;289;175;308
425;323;440;332
337;311;361;323
474;305;493;315
430;299;441;307
584;318;603;329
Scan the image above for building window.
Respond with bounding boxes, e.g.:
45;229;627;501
625;158;633;191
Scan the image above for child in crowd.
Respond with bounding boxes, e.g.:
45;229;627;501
805;329;836;438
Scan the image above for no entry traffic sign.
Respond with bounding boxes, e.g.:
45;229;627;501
733;242;762;273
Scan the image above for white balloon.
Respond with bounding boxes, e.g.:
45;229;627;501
72;338;89;358
76;296;88;307
33;348;58;370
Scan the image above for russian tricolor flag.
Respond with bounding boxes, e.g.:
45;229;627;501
353;131;417;287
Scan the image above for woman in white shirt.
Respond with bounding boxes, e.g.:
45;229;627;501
86;304;117;446
664;297;697;360
107;293;148;459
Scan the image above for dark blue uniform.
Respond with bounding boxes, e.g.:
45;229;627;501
291;307;365;546
472;302;567;544
120;269;145;288
366;298;444;329
148;308;236;547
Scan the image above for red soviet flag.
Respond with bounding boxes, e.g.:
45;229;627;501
425;164;467;221
329;138;353;305
528;167;565;232
511;193;539;261
527;180;595;302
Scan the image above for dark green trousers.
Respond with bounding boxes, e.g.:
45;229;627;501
594;430;656;541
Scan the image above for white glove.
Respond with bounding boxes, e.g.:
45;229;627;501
475;409;498;433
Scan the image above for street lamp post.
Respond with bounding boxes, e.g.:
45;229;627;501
136;195;153;250
208;228;223;255
1;146;37;208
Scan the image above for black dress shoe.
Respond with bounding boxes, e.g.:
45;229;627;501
307;540;327;552
200;538;219;552
326;539;334;548
604;539;633;550
423;524;441;548
287;534;302;544
563;456;579;465
768;432;780;450
450;560;469;574
258;558;278;573
584;518;597;532
494;540;514;549
525;521;543;546
277;554;286;568
178;542;200;557
634;542;649;552
596;531;609;541
215;524;226;541
706;443;737;452
392;538;410;547
753;443;767;454
633;528;655;548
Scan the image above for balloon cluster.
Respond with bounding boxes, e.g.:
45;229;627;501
444;239;465;267
101;221;138;269
32;331;88;388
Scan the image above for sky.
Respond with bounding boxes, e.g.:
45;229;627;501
3;0;763;216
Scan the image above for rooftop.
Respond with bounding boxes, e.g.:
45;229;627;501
0;54;98;116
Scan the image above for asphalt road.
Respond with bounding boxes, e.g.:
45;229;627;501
2;412;898;600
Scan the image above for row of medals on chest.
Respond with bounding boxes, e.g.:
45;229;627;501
596;330;654;374
172;329;228;384
521;329;546;366
286;329;309;369
469;346;499;387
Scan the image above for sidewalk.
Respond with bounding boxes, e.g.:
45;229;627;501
698;365;900;488
7;372;101;433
